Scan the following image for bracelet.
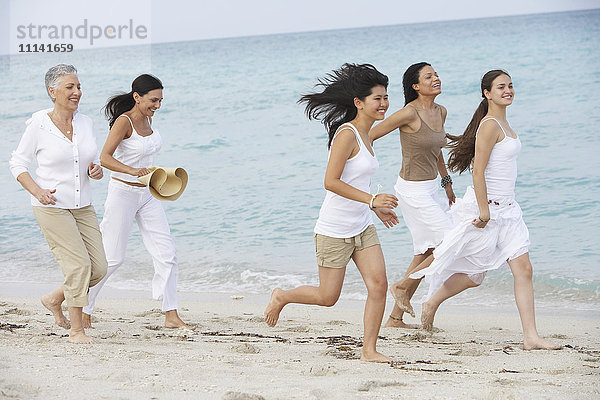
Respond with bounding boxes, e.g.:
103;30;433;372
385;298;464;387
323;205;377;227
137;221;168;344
441;175;453;187
369;194;377;209
478;216;490;223
369;183;383;209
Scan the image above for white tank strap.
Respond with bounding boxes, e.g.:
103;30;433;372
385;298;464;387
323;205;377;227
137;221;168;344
479;117;507;138
118;114;135;131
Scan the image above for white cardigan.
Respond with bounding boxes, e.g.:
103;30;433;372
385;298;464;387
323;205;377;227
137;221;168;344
9;108;100;209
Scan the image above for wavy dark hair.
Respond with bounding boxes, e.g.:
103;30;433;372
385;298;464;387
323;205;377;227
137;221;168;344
104;74;163;128
402;62;431;105
298;63;388;148
447;69;510;173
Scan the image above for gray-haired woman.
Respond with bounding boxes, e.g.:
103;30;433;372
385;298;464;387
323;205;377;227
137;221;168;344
9;64;107;344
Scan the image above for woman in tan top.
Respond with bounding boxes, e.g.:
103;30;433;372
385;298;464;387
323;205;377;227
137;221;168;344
370;62;456;328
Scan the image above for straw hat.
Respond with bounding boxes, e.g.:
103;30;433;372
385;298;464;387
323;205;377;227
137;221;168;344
137;166;188;201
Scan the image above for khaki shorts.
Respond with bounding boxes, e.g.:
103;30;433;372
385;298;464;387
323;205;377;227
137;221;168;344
314;224;380;268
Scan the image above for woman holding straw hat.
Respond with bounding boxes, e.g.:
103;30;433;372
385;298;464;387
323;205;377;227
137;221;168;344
82;74;189;329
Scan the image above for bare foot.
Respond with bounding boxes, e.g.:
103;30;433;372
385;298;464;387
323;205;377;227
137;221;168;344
82;313;93;329
523;337;562;350
68;329;94;344
390;281;415;318
164;310;193;329
421;301;437;332
384;316;419;329
360;351;392;363
264;288;285;327
41;294;70;329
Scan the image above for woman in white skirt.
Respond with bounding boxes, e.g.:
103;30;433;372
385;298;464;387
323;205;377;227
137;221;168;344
399;70;560;350
369;62;456;328
82;74;189;329
264;64;400;363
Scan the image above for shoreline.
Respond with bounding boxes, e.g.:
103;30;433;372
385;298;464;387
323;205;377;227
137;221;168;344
1;281;598;320
1;283;599;399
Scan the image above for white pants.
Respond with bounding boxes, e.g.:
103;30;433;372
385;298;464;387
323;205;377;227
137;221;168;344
83;179;178;314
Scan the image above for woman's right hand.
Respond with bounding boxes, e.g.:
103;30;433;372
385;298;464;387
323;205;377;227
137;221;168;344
472;215;490;229
371;193;398;209
35;188;57;205
131;167;151;177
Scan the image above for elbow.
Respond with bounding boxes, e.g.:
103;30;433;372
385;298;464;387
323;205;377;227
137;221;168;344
99;153;109;168
323;177;336;192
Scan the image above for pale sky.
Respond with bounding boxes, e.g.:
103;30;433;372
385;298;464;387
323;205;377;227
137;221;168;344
1;0;598;54
150;0;600;43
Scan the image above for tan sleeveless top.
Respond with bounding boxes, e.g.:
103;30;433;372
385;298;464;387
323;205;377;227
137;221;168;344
399;106;447;181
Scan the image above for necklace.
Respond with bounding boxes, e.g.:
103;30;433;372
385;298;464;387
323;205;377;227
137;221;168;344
49;111;73;135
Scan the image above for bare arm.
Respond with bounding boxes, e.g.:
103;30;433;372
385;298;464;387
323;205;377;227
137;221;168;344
324;128;397;209
99;117;150;177
471;120;502;228
16;172;56;205
369;106;418;141
437;151;455;205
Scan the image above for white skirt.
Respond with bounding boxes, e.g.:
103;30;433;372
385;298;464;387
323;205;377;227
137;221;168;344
394;176;453;255
411;186;530;302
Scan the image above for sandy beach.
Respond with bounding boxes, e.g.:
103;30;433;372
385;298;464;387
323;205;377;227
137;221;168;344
0;283;598;400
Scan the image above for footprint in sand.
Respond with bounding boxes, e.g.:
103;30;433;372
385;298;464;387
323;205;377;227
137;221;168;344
135;309;163;318
449;348;487;357
144;325;163;331
231;343;260;354
282;325;310;333
305;364;338;376
5;307;31;316
221;391;265;400
357;381;407;392
326;320;350;325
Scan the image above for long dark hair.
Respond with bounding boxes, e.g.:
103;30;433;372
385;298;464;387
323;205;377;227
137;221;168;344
298;63;388;148
447;69;510;173
104;74;163;128
403;62;430;105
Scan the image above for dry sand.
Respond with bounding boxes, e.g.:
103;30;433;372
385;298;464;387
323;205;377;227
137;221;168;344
0;284;598;400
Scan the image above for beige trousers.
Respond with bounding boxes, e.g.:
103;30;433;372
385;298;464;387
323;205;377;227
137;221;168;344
33;205;107;307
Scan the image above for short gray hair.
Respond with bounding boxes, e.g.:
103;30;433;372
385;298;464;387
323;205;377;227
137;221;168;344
45;64;78;101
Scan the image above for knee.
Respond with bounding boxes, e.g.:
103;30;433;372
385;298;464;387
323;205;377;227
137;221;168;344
91;260;108;286
513;262;533;281
367;276;388;299
319;293;340;307
468;272;485;287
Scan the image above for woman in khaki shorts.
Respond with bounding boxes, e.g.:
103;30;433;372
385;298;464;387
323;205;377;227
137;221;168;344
265;64;400;363
9;64;107;344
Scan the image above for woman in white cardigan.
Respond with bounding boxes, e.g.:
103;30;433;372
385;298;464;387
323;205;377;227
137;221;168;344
9;64;107;344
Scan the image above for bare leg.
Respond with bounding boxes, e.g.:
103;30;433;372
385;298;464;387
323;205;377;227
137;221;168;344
421;273;479;331
67;306;93;344
164;309;192;329
82;312;92;329
264;266;346;327
41;285;70;329
386;252;434;326
507;254;561;350
353;245;391;363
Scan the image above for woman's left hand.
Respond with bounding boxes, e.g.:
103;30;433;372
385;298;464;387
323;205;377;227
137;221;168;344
373;207;400;229
445;184;456;205
88;162;103;180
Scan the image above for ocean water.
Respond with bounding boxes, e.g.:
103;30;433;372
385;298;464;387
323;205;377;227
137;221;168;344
1;10;598;312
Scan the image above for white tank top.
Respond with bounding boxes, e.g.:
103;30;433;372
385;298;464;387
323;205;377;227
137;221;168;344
477;117;521;198
111;114;163;183
314;123;379;238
